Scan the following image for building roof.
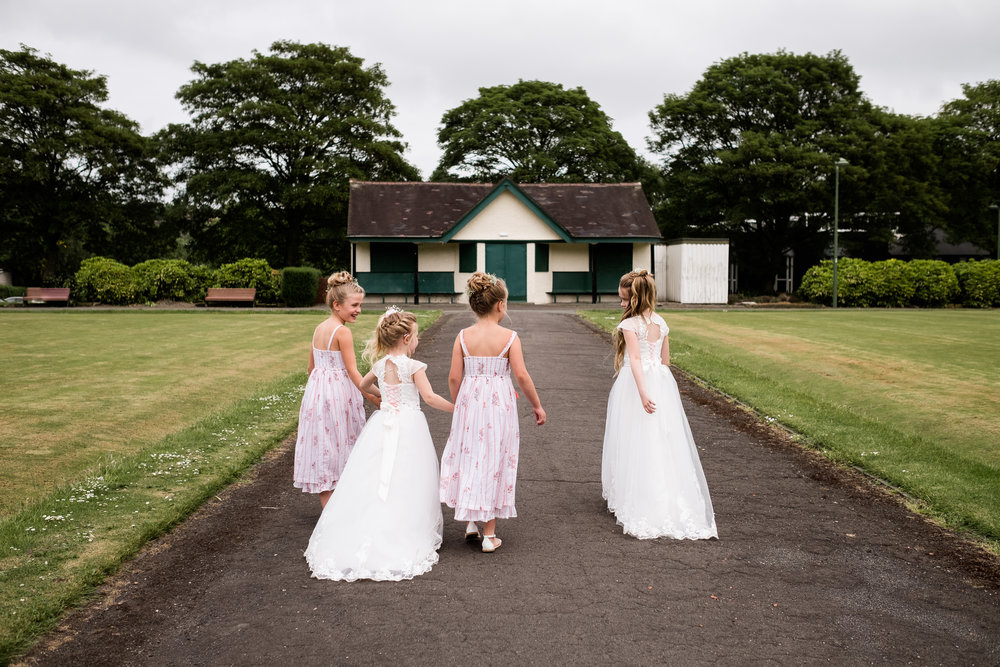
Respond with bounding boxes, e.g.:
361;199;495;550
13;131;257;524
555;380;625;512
347;178;661;242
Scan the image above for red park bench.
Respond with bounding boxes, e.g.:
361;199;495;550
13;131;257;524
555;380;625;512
204;287;256;307
25;287;70;306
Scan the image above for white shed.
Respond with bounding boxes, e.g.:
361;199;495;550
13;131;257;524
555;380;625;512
655;239;729;304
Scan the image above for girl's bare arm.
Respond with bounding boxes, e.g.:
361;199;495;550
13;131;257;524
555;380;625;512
413;369;454;413
624;329;656;414
447;336;464;401
338;327;381;407
508;337;546;425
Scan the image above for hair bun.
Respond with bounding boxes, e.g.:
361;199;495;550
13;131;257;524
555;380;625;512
467;272;497;294
328;271;354;288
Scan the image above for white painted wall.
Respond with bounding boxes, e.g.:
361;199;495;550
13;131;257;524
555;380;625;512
549;243;589;270
661;240;729;304
355;242;371;272
451;191;564;241
418;244;455;271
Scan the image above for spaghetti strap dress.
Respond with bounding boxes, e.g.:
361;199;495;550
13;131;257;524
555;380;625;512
293;324;366;493
439;330;520;522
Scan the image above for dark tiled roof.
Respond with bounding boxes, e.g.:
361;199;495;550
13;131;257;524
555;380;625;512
347;180;661;240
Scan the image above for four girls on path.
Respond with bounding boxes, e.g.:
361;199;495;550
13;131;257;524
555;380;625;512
297;269;715;582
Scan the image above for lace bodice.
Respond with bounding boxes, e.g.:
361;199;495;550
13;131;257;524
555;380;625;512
373;354;426;412
617;313;669;370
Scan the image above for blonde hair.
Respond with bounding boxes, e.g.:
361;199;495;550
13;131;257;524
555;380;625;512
326;271;365;309
613;270;657;372
363;307;417;365
466;272;507;316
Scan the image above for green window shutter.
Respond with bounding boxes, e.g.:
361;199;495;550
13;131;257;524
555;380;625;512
534;243;549;272
371;243;416;273
459;243;477;273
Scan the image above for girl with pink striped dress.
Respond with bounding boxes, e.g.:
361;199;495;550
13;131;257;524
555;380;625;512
293;272;379;508
439;272;545;553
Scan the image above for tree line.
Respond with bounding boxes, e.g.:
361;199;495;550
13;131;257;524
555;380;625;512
2;42;997;292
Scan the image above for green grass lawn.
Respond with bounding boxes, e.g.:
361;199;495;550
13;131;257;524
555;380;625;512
0;308;440;662
580;309;1000;547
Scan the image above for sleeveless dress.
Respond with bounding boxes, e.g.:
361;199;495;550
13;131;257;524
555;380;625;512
293;324;366;493
602;313;718;540
439;329;520;522
305;354;443;581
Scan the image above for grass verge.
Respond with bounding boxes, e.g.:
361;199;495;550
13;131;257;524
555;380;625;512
0;309;440;663
579;309;1000;551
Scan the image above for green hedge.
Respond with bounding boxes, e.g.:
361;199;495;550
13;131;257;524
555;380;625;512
799;258;998;308
280;266;321;307
73;257;140;305
953;260;1000;308
215;259;280;304
0;285;26;299
132;259;212;302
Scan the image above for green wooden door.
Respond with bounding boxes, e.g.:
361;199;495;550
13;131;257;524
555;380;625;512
593;244;634;293
485;243;527;302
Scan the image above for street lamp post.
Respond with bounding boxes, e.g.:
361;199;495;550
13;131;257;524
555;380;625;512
991;204;1000;259
833;158;848;308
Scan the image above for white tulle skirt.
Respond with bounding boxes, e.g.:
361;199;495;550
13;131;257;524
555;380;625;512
305;408;443;581
601;364;718;540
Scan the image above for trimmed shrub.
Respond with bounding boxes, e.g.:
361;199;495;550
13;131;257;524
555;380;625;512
868;259;915;308
0;285;26;299
907;260;959;307
74;257;139;305
280;266;322;307
953;260;1000;308
214;258;280;303
132;259;203;302
798;260;834;305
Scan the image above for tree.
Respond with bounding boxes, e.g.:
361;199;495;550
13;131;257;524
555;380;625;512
647;50;937;292
162;41;419;269
0;45;164;284
432;80;642;183
935;80;1000;256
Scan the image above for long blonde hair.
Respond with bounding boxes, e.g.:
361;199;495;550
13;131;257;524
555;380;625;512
613;270;656;372
363;307;417;365
326;271;365;309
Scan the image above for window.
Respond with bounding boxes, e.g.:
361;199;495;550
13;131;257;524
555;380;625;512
535;244;549;272
370;243;416;273
459;243;477;273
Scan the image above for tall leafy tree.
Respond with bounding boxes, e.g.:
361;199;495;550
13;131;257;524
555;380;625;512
648;50;939;291
432;80;642;183
0;45;163;284
162;41;419;269
935;80;1000;256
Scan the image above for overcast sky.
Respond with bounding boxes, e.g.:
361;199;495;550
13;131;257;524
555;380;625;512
3;0;999;177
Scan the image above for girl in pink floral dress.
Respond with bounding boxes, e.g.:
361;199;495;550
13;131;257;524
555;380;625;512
439;272;545;552
293;271;379;508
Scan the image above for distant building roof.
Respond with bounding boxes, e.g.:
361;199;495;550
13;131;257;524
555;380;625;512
347;178;661;241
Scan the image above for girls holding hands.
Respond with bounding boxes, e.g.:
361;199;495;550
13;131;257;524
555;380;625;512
305;308;453;581
439;272;545;553
601;270;717;540
293;271;376;507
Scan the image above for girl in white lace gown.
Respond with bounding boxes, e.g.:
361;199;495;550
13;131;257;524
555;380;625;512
305;308;453;581
602;270;717;540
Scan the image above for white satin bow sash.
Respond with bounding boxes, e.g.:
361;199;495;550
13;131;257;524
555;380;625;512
377;408;399;501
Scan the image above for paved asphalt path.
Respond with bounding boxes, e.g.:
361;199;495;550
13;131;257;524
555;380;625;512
22;309;1000;666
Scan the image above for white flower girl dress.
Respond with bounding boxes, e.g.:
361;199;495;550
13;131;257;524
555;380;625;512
601;313;718;540
305;354;443;580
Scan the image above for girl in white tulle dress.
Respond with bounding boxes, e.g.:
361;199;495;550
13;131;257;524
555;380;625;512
602;270;717;540
305;308;453;581
293;272;378;508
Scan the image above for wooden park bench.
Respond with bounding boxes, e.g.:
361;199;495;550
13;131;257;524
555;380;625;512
25;287;70;306
204;287;256;307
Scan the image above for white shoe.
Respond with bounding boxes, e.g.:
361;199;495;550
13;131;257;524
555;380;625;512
481;534;502;553
465;521;481;541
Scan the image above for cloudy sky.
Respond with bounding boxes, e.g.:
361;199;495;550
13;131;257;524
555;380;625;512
3;0;998;177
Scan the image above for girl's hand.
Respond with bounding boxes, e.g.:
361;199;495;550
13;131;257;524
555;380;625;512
533;406;546;425
640;394;656;414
